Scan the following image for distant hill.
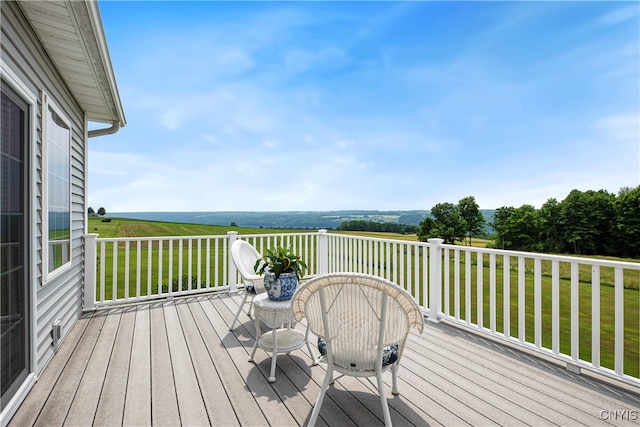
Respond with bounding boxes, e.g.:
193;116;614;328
109;210;496;232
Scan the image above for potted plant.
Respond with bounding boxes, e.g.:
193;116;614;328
254;246;307;301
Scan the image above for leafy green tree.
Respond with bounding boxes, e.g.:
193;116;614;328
458;196;485;246
430;202;466;244
491;205;539;251
615;185;640;257
491;187;638;257
97;207;106;216
88;207;95;216
559;189;615;255
491;206;515;249
537;198;563;252
416;217;436;242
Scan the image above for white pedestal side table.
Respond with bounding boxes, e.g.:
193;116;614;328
248;293;314;382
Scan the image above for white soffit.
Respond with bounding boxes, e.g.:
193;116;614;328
18;0;125;127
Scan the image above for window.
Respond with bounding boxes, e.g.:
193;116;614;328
45;102;71;277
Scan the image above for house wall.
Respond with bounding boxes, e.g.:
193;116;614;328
1;1;88;375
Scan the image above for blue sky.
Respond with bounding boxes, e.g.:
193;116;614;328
91;1;639;212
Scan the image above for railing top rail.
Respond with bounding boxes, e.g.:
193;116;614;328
95;235;230;243
234;232;320;239
327;233;429;246
94;231;321;244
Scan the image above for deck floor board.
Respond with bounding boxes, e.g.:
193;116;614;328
9;292;639;427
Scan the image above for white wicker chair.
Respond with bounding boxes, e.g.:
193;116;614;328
229;240;265;330
291;272;424;426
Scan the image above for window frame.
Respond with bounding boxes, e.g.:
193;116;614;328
42;93;72;282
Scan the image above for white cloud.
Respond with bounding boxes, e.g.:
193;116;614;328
161;107;187;130
596;113;640;142
283;46;349;74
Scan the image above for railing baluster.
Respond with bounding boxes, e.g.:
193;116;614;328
571;262;579;362
136;240;141;298
215;237;220;287
465;250;471;325
443;248;450;317
534;258;541;347
401;242;406;293
147;239;152;297
477;252;483;330
158;240;163;294
206;238;211;289
178;239;183;292
422;244;428;309
414;244;419;302
518;256;525;342
197;238;202;289
490;253;496;333
591;264;600;367
503;255;510;338
188;238;193;291
454;249;460;320
168;240;173;294
99;241;105;303
614;267;624;375
112;241;118;302
124;241;130;300
552;260;560;354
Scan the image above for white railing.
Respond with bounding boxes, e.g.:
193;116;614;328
84;231;324;308
84;230;639;387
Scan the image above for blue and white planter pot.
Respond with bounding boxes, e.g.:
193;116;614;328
263;270;298;301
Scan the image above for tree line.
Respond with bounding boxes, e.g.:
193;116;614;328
337;220;418;234
415;186;639;258
88;207;107;216
489;186;639;257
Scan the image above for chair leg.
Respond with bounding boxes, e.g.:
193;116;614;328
308;365;333;427
391;363;399;395
229;291;249;330
377;370;392;426
247;294;254;318
304;325;318;365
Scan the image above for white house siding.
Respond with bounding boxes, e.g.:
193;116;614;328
2;1;87;376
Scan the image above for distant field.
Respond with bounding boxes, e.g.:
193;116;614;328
89;217;491;247
89;217;311;238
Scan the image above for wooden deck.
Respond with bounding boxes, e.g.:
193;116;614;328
9;291;639;427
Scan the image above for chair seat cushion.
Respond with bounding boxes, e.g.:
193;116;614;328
317;337;399;367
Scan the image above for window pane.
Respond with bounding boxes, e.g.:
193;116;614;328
47;106;70;273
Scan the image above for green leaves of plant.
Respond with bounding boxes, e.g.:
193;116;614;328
254;246;307;280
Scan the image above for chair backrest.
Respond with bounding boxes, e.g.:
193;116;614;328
231;240;264;290
292;273;424;371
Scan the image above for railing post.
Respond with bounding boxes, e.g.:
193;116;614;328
83;234;98;311
427;238;444;323
318;229;328;275
227;231;238;291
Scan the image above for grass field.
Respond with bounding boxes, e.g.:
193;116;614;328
89;217;639;378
